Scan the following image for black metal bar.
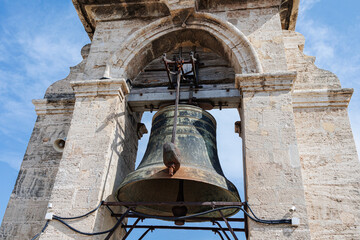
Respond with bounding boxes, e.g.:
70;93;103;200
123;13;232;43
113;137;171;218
213;230;225;240
105;205;119;221
103;201;244;207
213;221;231;240
105;205;129;233
244;205;249;239
122;225;245;232
104;208;131;240
138;228;153;240
219;210;238;240
120;214;245;223
122;218;141;240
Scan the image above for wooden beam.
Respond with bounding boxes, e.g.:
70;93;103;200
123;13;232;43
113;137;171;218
127;84;241;112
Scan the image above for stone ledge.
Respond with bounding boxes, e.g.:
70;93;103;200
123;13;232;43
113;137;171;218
73;0;299;39
70;78;129;98
292;88;353;109
235;71;297;92
32;98;75;116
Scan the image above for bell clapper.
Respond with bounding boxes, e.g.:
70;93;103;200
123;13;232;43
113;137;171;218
172;179;188;225
163;142;181;176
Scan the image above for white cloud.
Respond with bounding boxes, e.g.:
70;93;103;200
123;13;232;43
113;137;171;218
0;44;7;62
297;19;337;66
297;1;360;86
299;0;321;15
0;151;23;171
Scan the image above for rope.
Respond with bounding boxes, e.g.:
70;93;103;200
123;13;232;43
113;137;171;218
171;65;182;144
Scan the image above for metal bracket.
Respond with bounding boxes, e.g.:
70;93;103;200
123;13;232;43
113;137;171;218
103;201;245;240
162;51;201;90
46;201;294;240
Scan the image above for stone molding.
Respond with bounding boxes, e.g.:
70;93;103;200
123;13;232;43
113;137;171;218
70;78;129;99
280;0;300;31
108;12;262;79
32;98;75;116
235;71;297;92
73;0;299;39
33;79;129;115
292;88;353;109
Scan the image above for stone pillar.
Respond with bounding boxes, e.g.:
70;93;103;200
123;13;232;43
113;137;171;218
0;98;74;240
39;79;139;239
236;72;311;239
293;88;360;239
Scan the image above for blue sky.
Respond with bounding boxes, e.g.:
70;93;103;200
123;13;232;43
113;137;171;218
0;0;359;239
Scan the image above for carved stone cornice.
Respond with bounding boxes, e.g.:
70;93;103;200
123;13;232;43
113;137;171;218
72;0;170;39
70;78;129;99
72;0;299;39
280;0;300;31
235;72;297;92
292;88;353;109
32;98;75;115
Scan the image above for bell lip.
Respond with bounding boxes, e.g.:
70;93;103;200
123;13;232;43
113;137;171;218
115;166;241;219
116;176;241;202
152;104;217;126
115;177;241;219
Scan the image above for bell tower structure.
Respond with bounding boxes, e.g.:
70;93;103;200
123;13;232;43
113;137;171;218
1;0;359;239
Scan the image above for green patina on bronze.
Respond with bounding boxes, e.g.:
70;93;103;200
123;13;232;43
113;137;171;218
116;104;241;218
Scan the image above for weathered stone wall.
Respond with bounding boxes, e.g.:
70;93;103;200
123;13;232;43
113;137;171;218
82;19;155;80
0;44;93;239
283;30;360;239
0;101;74;240
38;79;140;240
294;107;360;239
77;1;289;82
237;72;311;239
212;4;289;72
283;31;341;90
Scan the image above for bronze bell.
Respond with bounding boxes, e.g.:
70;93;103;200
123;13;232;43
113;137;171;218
116;105;241;220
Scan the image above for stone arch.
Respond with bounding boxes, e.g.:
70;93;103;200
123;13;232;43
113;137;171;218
107;12;262;80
